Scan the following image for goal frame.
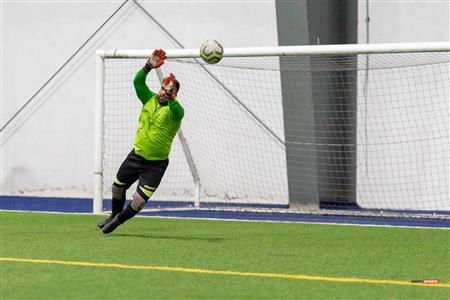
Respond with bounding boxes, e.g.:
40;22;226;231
94;41;450;214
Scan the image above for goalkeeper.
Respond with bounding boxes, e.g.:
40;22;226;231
97;49;184;234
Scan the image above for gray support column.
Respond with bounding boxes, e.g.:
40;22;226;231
276;1;316;210
276;0;358;210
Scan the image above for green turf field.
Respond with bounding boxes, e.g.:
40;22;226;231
1;211;449;299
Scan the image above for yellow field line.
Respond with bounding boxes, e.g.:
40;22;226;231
1;257;449;288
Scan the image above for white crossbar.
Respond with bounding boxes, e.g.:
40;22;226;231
98;42;450;59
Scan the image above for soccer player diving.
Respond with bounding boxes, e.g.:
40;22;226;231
97;49;184;234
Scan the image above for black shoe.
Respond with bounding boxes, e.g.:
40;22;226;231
102;214;122;234
97;215;115;229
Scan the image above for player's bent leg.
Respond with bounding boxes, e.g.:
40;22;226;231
102;190;150;234
102;159;166;234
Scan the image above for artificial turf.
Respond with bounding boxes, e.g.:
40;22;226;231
1;211;449;299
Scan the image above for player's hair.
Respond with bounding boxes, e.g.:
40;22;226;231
175;81;180;93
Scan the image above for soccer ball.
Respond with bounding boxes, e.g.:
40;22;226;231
200;39;224;64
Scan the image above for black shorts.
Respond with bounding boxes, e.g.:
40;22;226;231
114;149;169;200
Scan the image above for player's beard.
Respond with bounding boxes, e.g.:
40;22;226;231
158;94;169;106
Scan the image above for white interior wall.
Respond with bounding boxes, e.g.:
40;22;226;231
358;0;449;43
1;0;279;197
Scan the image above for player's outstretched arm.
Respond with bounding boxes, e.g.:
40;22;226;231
133;49;167;104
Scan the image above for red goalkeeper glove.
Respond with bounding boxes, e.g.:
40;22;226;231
162;73;178;99
145;49;167;72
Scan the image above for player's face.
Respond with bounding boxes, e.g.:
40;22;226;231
158;85;176;105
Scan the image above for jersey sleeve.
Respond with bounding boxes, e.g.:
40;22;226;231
168;99;184;121
133;69;156;105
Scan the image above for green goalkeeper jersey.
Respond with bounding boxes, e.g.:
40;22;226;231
132;69;184;161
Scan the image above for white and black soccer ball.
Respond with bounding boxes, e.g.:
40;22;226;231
200;39;224;64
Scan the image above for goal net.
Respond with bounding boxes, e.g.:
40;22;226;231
95;43;450;218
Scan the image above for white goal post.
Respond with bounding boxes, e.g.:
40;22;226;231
94;42;450;217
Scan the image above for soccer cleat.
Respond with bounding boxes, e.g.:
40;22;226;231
96;215;115;229
102;215;122;234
